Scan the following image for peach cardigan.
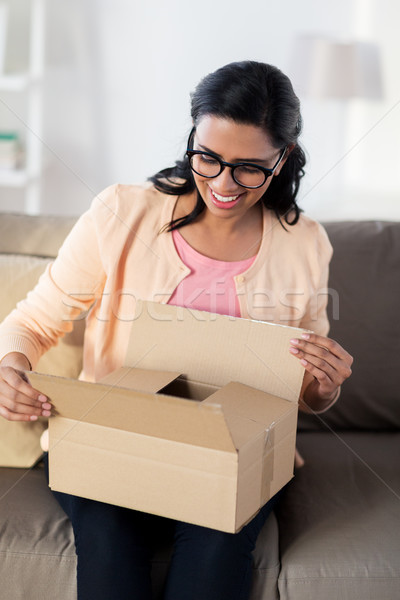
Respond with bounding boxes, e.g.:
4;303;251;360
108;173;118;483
0;183;333;385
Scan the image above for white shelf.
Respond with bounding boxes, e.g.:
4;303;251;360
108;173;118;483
0;0;45;214
0;169;29;187
0;74;30;92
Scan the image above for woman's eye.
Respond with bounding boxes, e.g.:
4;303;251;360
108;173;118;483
200;154;219;165
240;165;262;174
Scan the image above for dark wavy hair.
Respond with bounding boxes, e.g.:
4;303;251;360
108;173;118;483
149;61;306;230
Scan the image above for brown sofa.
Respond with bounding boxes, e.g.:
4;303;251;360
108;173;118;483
0;213;399;600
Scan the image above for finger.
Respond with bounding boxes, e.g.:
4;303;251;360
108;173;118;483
300;355;343;387
297;358;337;394
0;368;52;419
289;337;352;379
299;333;353;364
1;367;49;408
289;346;348;386
0;387;52;419
0;391;52;420
0;404;44;422
289;341;350;389
290;340;342;371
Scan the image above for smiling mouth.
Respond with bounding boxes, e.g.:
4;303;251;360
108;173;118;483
210;189;241;203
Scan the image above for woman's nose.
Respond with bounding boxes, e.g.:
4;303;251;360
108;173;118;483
211;166;241;193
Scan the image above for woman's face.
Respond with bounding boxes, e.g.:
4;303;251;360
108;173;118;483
191;116;287;222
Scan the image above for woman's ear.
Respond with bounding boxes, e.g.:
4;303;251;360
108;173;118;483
274;143;296;176
286;143;296;156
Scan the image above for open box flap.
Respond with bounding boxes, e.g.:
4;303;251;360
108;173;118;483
126;301;305;402
98;366;181;393
204;382;298;450
29;372;236;453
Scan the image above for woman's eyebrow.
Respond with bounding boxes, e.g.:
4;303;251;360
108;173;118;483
197;142;272;164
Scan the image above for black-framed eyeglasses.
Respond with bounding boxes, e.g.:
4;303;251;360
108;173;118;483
186;128;287;189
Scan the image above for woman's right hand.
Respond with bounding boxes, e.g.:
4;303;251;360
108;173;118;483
0;352;52;422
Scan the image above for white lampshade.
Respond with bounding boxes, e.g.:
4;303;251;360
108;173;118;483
290;35;384;100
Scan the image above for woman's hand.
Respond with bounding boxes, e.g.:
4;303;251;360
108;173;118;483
289;333;353;413
0;352;52;422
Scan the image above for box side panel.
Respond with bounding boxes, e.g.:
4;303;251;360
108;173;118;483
202;383;299;531
234;433;265;531
233;406;298;531
261;410;299;503
49;419;239;533
49;418;234;475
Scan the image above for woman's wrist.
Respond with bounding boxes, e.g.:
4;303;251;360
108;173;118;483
0;352;32;371
299;383;341;414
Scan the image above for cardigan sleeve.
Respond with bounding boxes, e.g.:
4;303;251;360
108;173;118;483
0;187;114;369
298;221;333;337
297;221;342;414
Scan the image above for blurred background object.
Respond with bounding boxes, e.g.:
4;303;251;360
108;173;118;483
0;0;398;220
0;2;8;75
290;35;383;100
0;131;22;169
0;0;44;214
288;34;385;219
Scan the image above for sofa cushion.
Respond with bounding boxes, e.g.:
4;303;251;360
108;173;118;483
0;213;77;257
0;253;84;467
0;464;77;600
277;430;400;600
298;221;400;431
250;513;280;600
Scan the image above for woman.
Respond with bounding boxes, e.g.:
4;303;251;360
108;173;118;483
0;61;352;600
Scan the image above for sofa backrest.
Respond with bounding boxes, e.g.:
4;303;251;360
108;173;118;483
0;212;83;467
298;220;400;432
0;212;84;379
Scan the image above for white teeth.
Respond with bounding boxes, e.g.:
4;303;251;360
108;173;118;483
211;189;240;203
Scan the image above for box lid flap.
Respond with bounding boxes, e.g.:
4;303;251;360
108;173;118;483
125;301;305;402
29;371;236;453
98;366;180;393
204;382;298;449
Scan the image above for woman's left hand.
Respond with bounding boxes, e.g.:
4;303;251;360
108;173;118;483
289;333;353;409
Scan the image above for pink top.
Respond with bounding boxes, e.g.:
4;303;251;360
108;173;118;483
168;230;256;317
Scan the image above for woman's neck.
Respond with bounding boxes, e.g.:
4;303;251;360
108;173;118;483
173;194;263;261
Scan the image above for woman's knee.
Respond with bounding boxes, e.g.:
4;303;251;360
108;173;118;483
174;523;251;568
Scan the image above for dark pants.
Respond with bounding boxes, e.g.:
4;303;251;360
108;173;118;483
43;454;280;600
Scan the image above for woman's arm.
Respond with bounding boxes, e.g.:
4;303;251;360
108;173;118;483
0;189;111;372
0;189;117;422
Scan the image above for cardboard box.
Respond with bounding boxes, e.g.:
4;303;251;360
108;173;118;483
30;301;306;533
